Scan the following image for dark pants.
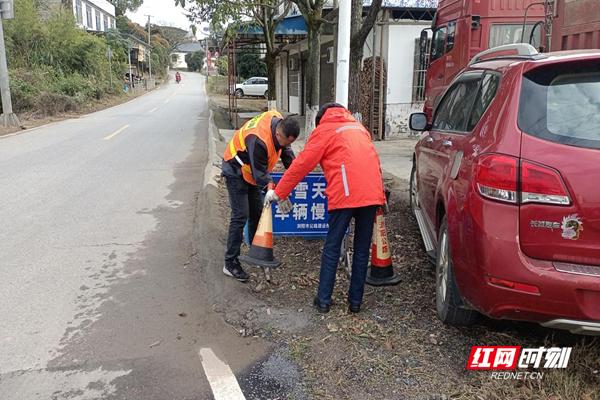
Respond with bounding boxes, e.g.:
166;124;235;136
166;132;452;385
224;174;262;263
317;206;378;307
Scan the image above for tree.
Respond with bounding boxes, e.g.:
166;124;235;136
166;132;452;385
348;0;382;114
174;0;291;104
158;25;190;53
185;50;205;71
216;55;228;76
292;0;326;132
237;51;267;80
109;0;144;16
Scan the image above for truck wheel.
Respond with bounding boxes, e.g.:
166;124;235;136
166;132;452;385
436;216;478;325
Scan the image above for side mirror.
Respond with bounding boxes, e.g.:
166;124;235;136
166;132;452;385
409;113;430;131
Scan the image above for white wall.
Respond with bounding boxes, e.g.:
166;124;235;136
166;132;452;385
385;22;430;137
171;52;187;69
75;0;116;32
386;23;429;104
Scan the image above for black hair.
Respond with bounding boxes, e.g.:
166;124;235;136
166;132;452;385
278;116;300;138
315;102;344;127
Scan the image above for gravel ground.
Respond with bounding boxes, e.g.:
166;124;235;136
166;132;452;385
214;174;600;400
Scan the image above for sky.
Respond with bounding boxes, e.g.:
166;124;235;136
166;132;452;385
127;0;203;34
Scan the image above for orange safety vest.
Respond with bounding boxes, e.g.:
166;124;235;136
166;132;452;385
223;110;283;186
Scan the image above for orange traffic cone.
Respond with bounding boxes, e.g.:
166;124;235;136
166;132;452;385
366;207;401;286
239;203;282;269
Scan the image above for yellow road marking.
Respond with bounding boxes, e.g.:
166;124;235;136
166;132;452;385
103;124;130;141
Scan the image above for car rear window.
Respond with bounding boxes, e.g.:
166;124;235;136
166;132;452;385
518;61;600;149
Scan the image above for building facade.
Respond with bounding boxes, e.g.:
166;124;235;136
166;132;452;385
274;1;438;138
73;0;116;32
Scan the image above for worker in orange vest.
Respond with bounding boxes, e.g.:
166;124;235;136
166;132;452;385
265;103;385;313
222;110;300;282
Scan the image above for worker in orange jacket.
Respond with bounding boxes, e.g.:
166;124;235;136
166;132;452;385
222;110;300;282
265;103;385;313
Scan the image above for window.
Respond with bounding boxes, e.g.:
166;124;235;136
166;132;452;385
489;24;541;49
104;14;108;31
95;9;101;30
432;72;483;132
258;79;268;84
86;5;92;28
467;73;501;131
519;62;600;149
430;26;447;62
75;0;83;24
446;21;456;53
171;54;178;63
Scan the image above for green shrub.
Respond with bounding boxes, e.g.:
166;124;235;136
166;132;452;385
207;75;229;95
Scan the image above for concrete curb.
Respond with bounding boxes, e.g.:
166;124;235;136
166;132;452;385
203;110;222;189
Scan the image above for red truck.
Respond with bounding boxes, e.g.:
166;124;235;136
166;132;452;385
551;0;600;50
422;0;546;119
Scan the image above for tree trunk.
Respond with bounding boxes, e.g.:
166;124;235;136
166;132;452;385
265;51;277;109
305;19;322;134
348;0;363;114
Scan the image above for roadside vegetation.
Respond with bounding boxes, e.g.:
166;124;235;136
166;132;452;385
3;0;174;119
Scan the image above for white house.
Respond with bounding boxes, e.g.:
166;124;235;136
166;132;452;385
73;0;116;32
274;0;438;138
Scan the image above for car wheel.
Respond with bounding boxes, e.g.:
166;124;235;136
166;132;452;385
409;162;419;216
235;89;244;98
435;216;478;325
264;90;269;99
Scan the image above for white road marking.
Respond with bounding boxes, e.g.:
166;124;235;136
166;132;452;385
164;98;170;104
199;348;246;400
147;107;158;114
103;124;130;141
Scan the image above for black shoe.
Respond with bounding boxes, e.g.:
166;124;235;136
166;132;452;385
348;303;361;314
313;297;330;314
223;260;249;282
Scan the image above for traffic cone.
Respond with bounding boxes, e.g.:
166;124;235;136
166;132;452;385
239;203;282;269
366;207;401;286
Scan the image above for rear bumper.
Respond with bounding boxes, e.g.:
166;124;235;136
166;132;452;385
541;319;600;335
453;195;600;328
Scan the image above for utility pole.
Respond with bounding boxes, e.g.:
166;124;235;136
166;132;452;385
335;0;351;107
146;15;152;85
0;0;20;127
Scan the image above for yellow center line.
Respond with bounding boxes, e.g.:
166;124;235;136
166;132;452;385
147;107;159;114
103;124;130;141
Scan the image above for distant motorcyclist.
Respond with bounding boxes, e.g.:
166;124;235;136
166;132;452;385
175;72;181;83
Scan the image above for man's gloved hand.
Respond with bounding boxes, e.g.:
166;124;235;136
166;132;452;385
264;189;280;206
277;199;293;214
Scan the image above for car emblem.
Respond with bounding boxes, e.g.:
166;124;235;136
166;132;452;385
561;214;583;241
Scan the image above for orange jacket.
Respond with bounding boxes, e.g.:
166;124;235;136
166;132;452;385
223;110;283;186
274;107;385;211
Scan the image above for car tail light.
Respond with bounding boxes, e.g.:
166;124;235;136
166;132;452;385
475;154;571;206
521;161;571;205
475;154;518;203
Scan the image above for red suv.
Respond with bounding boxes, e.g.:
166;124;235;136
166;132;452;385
409;44;600;335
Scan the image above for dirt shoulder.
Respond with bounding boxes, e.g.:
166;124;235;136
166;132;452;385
207;97;600;400
0;86;159;137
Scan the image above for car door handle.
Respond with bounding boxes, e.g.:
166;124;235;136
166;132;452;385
442;139;453;147
425;137;434;143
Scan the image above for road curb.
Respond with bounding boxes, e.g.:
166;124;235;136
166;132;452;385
203;110;222;189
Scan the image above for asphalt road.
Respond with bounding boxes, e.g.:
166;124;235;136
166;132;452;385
0;72;281;399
